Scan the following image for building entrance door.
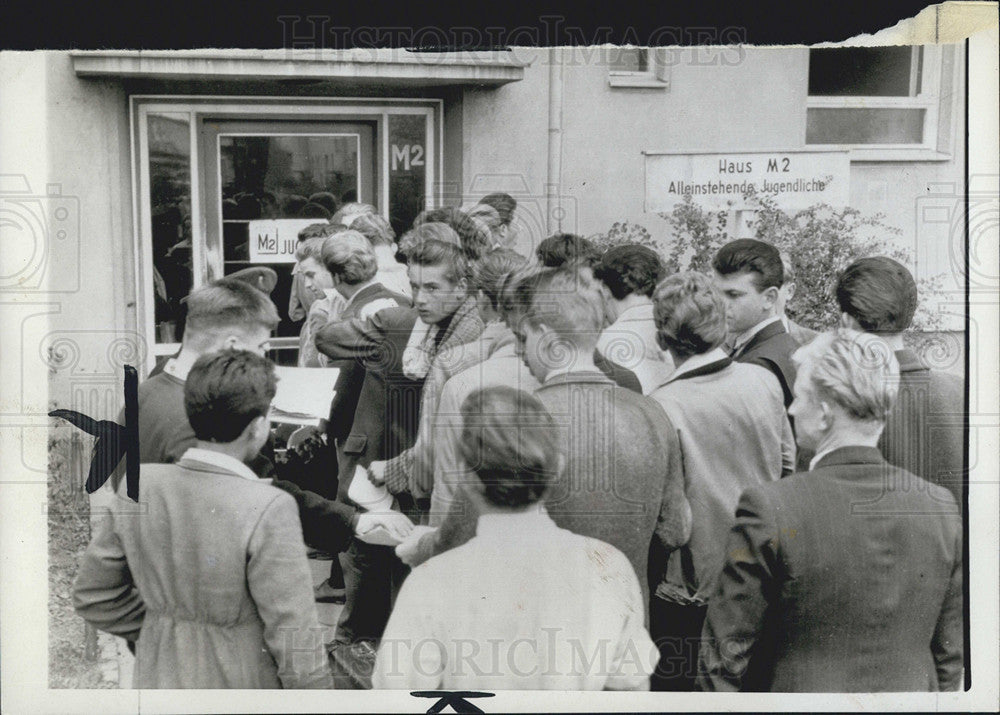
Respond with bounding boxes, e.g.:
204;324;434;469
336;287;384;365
199;120;377;351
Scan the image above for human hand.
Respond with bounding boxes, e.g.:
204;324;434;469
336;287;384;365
366;461;386;486
395;525;437;566
355;511;414;541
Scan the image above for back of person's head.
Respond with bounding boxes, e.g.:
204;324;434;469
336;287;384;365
593;243;665;300
792;328;899;423
413;206;491;261
498;264;543;324
321;230;378;285
520;265;606;345
294;236;326;263
473;249;528;310
183;279;280;342
308;191;341;216
535;233;601;268
281;195;308;216
349;212;397;248
184;350;278;443
835;256;917;334
297;222;333;242
397;222;461;261
330;202;377;228
406;238;470;287
712;238;784;291
458;385;559;509
464;203;503;244
652;272;727;359
298;202;332;220
478;192;517;226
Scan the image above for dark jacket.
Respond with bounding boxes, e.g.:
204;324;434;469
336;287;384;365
880;348;965;509
315;306;424;504
698;446;963;692
324;282;412;444
734;319;799;408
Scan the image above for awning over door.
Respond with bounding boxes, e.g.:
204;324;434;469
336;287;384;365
70;49;527;86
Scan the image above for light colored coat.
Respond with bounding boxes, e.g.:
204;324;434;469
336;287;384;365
73;455;332;689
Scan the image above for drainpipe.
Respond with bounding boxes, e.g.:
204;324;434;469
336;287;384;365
546;47;564;235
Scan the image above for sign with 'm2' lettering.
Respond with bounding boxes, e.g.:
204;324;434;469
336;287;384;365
644;150;850;213
247;219;323;263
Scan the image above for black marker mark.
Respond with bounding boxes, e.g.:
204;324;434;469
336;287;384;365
410;691;495;714
49;365;140;501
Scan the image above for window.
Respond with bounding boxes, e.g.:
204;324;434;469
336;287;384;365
131;97;440;372
607;48;670;89
806;45;946;156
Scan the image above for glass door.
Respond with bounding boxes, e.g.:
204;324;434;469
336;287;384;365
200;120;377;347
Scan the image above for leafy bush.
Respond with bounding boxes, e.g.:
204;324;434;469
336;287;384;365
593;189;944;332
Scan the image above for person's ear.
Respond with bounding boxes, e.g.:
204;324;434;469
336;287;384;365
656;332;669;351
456;276;469;294
762;285;780;309
785;281;796;301
818;400;835;433
222;335;240;350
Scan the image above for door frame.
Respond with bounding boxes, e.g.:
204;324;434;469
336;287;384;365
130;96;442;373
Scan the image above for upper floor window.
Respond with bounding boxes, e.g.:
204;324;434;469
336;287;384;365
806;45;945;155
607;47;670;89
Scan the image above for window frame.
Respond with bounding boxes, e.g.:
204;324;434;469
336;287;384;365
805;44;950;160
130;95;442;373
607;48;671;89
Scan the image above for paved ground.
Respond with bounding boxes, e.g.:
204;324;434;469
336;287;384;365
102;555;344;687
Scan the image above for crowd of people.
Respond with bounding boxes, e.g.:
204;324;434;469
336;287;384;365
73;193;964;693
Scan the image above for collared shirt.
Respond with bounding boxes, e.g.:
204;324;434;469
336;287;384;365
732;315;783;355
665;346;730;383
161;357;191;381
809;445;843;471
180;447;261;482
373;506;655;691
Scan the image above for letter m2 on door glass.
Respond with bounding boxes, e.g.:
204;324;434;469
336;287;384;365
247;219;319;263
391;144;425;172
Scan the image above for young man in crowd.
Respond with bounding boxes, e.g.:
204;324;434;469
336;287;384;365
646;272;794;691
290;221;337;322
698;330;963;692
712;238;799;407
294;234;346;367
364;249;526;510
395;266;691;618
373;386;656;691
108;278;280;493
593;243;674;394
74;351;333;689
307;239;483;656
835;256;965;507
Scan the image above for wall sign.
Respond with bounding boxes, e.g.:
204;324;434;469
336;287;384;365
644;150;850;213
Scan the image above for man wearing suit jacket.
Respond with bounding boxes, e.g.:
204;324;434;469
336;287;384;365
74;351;332;689
836;256;965;509
698;329;963;692
275;231;410;604
713;239;799;407
647;272;795;691
309;239;483;652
